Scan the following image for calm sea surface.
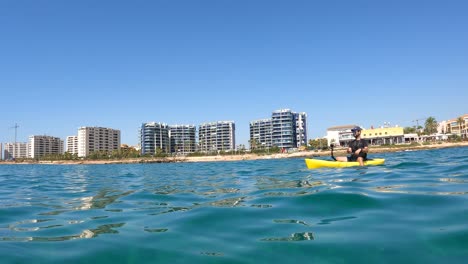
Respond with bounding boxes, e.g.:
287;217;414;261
1;147;468;263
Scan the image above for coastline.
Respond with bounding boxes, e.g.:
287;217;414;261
1;142;467;165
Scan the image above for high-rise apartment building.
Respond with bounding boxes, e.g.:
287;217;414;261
294;112;307;148
77;127;120;157
28;135;64;158
3;142;29;160
140;122;171;155
66;136;78;155
249;119;272;149
169;125;196;154
250;109;307;150
198;121;235;152
272;109;296;149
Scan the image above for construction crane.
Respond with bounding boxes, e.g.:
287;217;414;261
412;118;427;130
10;123;19;144
9;123;20;158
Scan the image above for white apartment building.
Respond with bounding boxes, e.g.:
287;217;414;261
140;122;171;155
78;127;121;157
295;112;307;148
169;125;197;154
28;135;64;158
199;121;235;152
66;136;79;155
3;142;29;160
249;119;273;149
250;109;308;150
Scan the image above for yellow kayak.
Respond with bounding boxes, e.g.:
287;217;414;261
305;158;385;169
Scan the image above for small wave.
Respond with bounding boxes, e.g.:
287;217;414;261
317;216;357;225
143;228;168;233
261;232;315;242
392;162;431;168
273;219;310;226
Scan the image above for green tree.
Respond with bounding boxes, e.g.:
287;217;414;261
308;139;318;149
424;116;438;135
404;127;417;134
308;138;328;150
155;147;167;157
249;138;259;150
456;116;465;137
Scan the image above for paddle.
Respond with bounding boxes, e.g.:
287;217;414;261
330;144;337;161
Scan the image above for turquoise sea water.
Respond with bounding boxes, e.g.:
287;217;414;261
1;147;467;263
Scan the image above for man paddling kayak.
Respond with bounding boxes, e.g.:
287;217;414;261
335;126;368;166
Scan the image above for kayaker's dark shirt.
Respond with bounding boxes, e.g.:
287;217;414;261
348;139;368;161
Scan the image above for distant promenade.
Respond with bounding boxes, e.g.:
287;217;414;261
1;142;467;165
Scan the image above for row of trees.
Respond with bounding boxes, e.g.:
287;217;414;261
406;115;466;136
404;116;439;135
32;148;142;161
307;138;329;150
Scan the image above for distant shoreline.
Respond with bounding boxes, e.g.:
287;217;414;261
1;142;467;165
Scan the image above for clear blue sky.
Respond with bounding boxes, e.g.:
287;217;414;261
1;0;467;146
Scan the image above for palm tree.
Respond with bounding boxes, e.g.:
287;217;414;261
457;116;465;138
424;117;438;135
249;138;259;150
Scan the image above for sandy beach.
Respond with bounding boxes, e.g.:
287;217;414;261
1;141;467;165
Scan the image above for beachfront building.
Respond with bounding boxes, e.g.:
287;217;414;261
140;122;171;155
326;124;405;146
3;142;29;160
169;125;197;155
437;120;448;134
77;127;121;158
66;136;78;155
250;109;308;150
249;119;273;149
295;112;308;148
362;126;404;145
28;135;64;158
272;109;296;149
198;121;235;152
444;114;468;138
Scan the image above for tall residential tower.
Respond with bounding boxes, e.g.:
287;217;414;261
77;127;120;157
140;122;171;155
169;125;197;154
66;136;78;155
198;121;235;152
250;109;307;150
28;135;64;158
249;119;272;149
3;142;29;160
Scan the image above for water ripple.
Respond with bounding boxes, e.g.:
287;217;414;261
0;147;467;263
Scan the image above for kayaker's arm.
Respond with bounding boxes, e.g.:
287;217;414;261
361;146;368;153
355;147;367;155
